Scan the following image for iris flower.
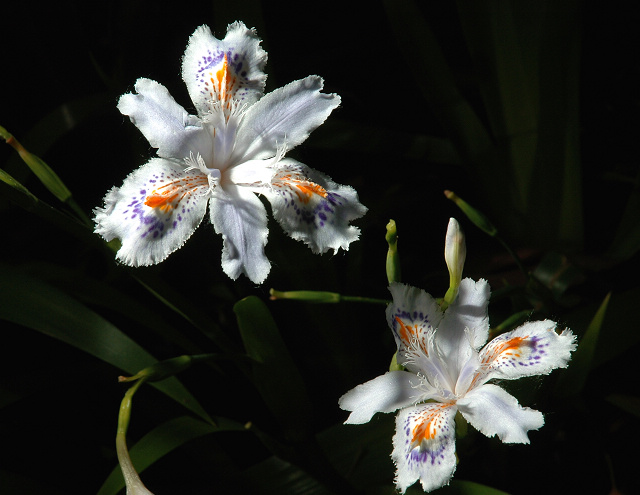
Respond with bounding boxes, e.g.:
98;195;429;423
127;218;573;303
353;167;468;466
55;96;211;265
339;279;576;493
94;22;366;283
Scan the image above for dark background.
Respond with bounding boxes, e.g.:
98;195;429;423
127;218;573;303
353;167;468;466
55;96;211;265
1;1;639;494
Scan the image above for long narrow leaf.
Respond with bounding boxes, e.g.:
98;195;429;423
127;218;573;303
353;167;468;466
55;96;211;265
555;292;610;396
456;0;538;212
234;296;313;441
0;266;212;424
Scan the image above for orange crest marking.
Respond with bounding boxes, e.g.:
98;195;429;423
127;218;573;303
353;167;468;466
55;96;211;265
275;173;328;204
145;192;180;212
410;404;451;449
395;316;415;345
144;175;209;212
209;54;238;110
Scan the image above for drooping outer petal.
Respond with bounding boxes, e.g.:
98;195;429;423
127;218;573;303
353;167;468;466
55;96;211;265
94;158;210;266
117;78;208;160
209;182;270;284
478;320;576;383
457;384;544;444
182;22;267;116
232;76;341;163
258;159;367;254
386;283;444;366
392;403;458;493
339;371;422;425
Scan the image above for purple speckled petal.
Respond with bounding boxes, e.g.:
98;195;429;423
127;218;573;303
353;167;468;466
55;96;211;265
392;403;458;493
182;22;267;117
259;159;366;255
386;283;444;367
94;158;210;266
476;320;577;384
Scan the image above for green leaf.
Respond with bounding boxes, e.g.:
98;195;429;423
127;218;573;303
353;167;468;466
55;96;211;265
97;415;245;495
555;292;610;396
0;265;212;424
234;296;313;441
525;0;583;248
134;271;237;353
0;167;37;201
20;261;205;355
455;0;538;212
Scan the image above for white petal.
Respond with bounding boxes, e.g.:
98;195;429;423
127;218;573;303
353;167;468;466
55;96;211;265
478;320;577;383
259;159;366;254
117;78;209;160
386;283;443;363
209;184;270;284
233;76;340;162
94;158;209;266
457;384;544;444
437;278;490;357
338;371;421;424
392;403;458;493
182;22;267;116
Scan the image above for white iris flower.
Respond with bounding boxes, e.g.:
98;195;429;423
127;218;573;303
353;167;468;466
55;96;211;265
95;22;366;283
340;279;576;493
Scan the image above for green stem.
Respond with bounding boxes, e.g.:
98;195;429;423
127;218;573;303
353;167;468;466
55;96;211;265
116;378;154;494
270;289;389;305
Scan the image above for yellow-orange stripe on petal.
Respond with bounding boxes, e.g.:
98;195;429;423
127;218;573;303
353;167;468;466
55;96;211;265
408;403;455;450
394;316;431;357
273;172;328;205
481;335;528;366
144;175;209;212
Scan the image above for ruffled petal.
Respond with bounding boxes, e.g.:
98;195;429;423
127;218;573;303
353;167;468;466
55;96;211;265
339;371;423;425
233;76;340;162
437;278;490;366
256;159;366;254
209;183;270;284
117;78;209;160
478;320;576;383
94;158;210;266
392;403;458;493
182;22;267;117
457;384;544;444
386;283;443;364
